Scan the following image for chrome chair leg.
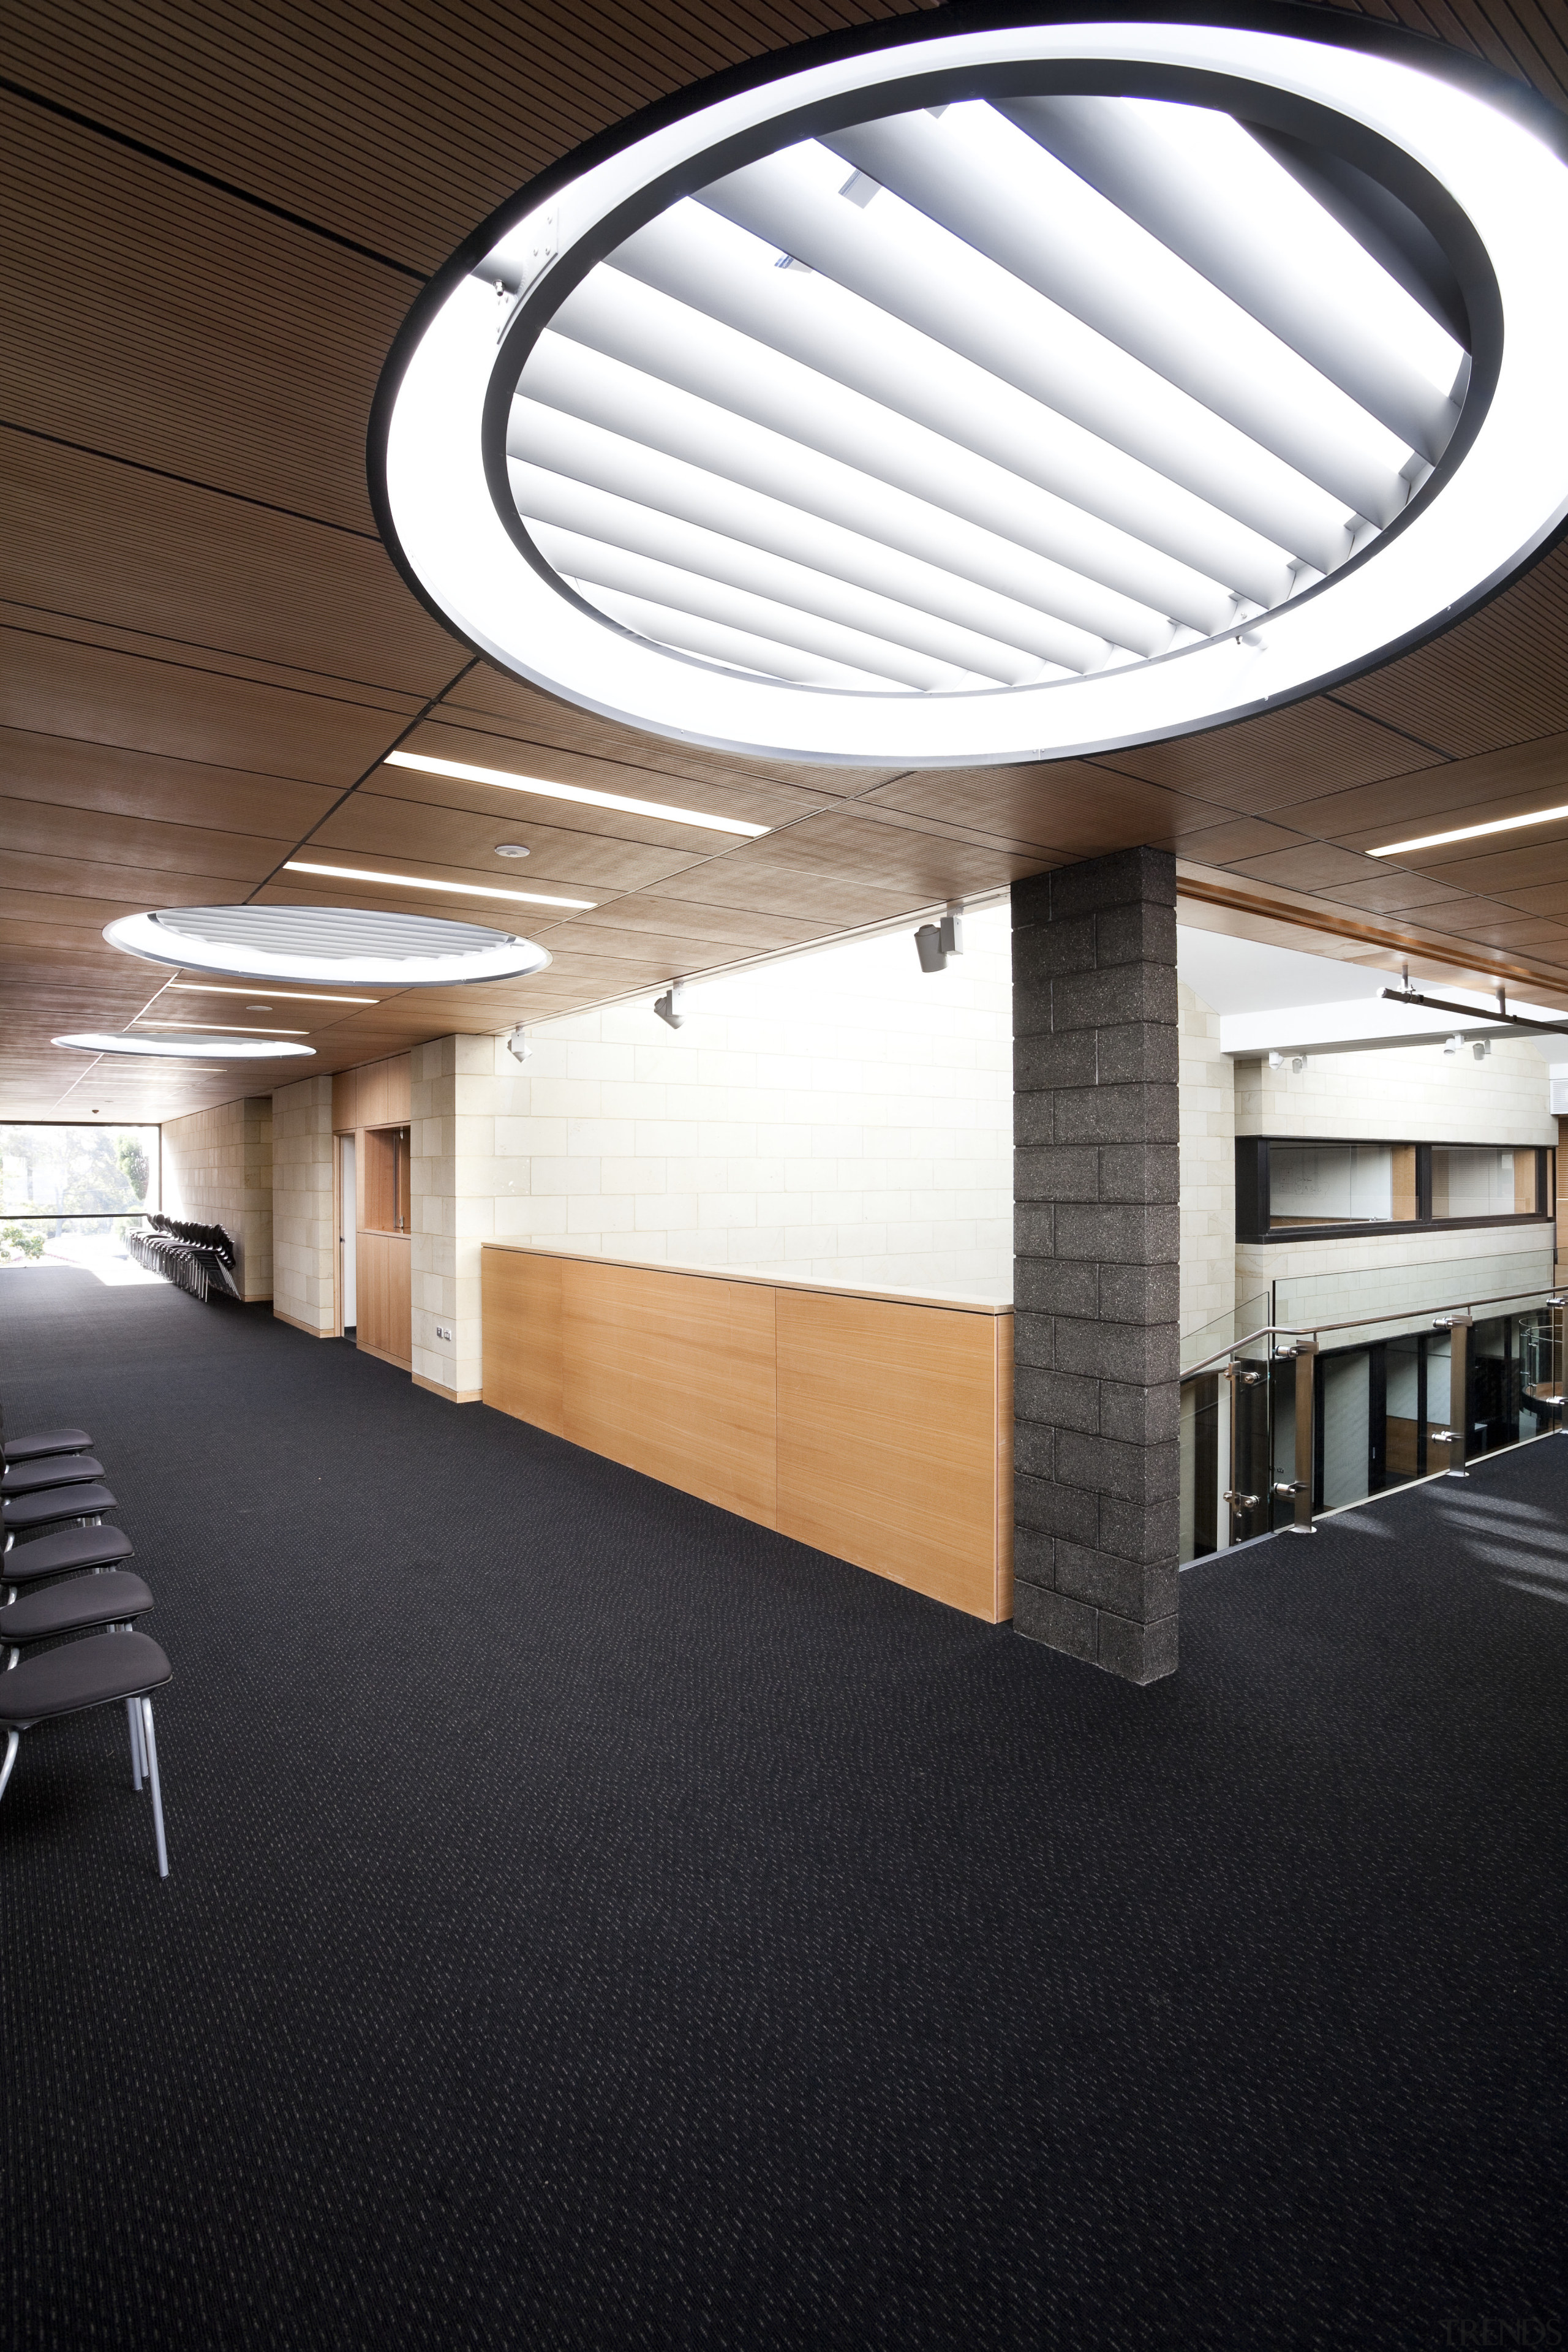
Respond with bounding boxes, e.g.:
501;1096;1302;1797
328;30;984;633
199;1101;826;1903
127;1694;144;1790
0;1727;17;1802
140;1697;168;1878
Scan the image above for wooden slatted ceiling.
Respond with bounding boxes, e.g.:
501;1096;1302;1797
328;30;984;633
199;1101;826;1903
5;0;1568;1121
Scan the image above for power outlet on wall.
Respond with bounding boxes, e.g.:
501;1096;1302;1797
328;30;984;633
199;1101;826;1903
435;1324;452;1343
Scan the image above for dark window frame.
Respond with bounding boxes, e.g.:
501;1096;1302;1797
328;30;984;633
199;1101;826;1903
1235;1136;1555;1243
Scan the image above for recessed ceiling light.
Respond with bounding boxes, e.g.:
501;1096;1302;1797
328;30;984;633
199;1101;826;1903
54;1033;317;1060
282;858;594;909
383;748;770;835
494;842;530;857
166;983;382;1004
1370;803;1568;858
104;905;552;988
373;18;1568;769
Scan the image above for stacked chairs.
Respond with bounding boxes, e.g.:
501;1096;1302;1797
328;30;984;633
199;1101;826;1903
1;1405;173;1877
129;1215;241;1303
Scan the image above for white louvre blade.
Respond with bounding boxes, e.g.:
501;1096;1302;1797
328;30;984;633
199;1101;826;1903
1004;94;1463;459
508;395;1125;668
518;333;1185;653
695;153;1365;565
587;214;1295;608
579;584;908;689
816;108;1411;521
517;497;1027;688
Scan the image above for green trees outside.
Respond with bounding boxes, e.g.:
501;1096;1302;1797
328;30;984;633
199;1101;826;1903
0;1124;157;1250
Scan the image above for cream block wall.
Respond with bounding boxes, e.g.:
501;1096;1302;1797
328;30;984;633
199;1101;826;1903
412;1035;529;1400
1178;981;1235;1343
270;1074;334;1335
484;908;1016;1299
1238;1221;1555;1341
161;1095;273;1299
1235;1036;1556;1145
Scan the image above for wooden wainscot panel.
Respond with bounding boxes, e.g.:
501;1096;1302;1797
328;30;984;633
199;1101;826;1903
564;1261;777;1525
383;1052;412;1123
776;1292;1007;1621
482;1250;565;1437
331;1066;358;1133
993;1313;1014;1624
357;1231;411;1371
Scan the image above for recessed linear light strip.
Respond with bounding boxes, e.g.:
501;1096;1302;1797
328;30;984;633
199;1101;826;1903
282;859;595;909
132;1020;311;1035
167;982;380;1005
383;750;771;835
1371;804;1568;858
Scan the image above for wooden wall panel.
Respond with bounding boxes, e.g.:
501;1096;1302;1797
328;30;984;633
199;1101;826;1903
564;1262;778;1526
776;1292;1007;1619
480;1248;1014;1621
993;1314;1014;1625
357;1231;412;1370
481;1253;566;1438
334;1054;410;1134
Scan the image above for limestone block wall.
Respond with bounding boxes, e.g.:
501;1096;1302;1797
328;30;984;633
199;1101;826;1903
1237;1219;1555;1340
1235;1036;1555;1145
161;1095;273;1300
478;907;1015;1297
411;1035;529;1401
271;1074;334;1335
1178;981;1235;1344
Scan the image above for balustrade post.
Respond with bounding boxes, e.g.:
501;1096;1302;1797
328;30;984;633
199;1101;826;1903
1289;1340;1317;1533
1444;1314;1472;1477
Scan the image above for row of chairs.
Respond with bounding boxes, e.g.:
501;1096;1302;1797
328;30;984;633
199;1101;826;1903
1;1408;173;1877
128;1216;241;1304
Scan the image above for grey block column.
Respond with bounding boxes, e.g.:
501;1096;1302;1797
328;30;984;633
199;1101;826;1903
1011;847;1180;1684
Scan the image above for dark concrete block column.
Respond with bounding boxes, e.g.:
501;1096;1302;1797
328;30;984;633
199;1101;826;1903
1011;847;1180;1684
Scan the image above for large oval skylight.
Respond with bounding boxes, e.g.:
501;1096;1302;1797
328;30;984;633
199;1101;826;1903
374;15;1568;768
104;906;552;987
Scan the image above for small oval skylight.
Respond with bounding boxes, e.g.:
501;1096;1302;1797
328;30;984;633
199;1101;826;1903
102;905;552;987
53;1033;317;1061
373;16;1568;769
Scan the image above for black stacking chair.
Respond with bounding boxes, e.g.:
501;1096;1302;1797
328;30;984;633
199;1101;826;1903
2;1572;154;1659
2;1427;93;1464
2;1453;106;1498
3;1482;117;1545
0;1632;172;1877
2;1569;157;1794
1;1524;135;1597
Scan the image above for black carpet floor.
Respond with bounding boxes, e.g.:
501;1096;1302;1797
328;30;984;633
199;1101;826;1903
2;1268;1564;2351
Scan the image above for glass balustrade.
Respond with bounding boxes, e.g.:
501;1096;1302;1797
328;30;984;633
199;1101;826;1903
1178;1275;1566;1562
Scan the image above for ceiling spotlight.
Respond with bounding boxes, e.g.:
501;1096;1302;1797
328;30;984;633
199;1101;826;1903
506;1023;532;1062
1444;1034;1463;1055
1472;1038;1492;1060
915;924;947;974
494;843;531;858
374;17;1568;768
654;983;685;1029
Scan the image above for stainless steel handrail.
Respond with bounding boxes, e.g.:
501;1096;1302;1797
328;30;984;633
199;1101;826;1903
1182;1282;1564;1547
1182;1283;1565;1382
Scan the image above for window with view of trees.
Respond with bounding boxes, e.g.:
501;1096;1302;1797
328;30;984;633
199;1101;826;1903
0;1123;159;1263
